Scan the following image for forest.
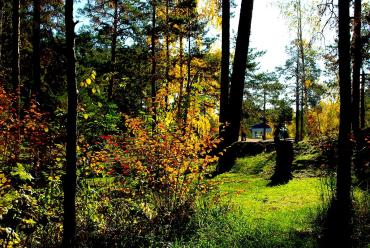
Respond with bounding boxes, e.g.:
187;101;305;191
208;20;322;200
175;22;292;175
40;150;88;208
0;0;369;247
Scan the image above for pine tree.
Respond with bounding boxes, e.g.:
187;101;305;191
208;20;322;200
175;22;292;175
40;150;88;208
351;0;362;134
336;0;352;245
219;0;230;136
63;0;78;245
33;0;41;101
228;0;254;143
217;0;254;173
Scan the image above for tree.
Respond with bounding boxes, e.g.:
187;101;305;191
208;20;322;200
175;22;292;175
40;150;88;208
296;0;306;140
235;49;266;138
177;34;185;121
248;72;282;140
63;0;78;245
182;0;198;130
277;0;323;141
336;0;352;245
183;25;191;128
277;40;321;141
79;0;133;101
164;0;170;110
33;0;41;101
295;52;300;142
360;71;366;128
108;0;119;101
217;0;254;173
11;0;21;164
219;0;230;136
151;0;157;130
269;99;293;129
12;0;20;100
228;0;254;143
351;0;362;134
171;0;208;131
0;0;3;70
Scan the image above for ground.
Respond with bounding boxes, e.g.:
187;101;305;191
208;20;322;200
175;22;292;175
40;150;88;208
172;152;326;247
174;149;369;248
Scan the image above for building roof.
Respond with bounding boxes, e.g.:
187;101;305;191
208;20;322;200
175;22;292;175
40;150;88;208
250;123;271;129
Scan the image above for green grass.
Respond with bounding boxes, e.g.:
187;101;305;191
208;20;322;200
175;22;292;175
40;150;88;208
293;142;321;169
232;152;275;176
214;173;321;232
174;152;324;247
295;152;321;162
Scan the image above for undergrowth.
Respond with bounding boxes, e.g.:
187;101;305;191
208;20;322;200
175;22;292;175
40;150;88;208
176;145;369;248
173;149;323;247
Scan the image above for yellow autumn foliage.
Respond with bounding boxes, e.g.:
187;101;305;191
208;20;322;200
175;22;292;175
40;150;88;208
307;100;339;140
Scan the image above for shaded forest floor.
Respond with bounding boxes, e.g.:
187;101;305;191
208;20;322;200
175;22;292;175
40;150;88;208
174;146;370;248
10;142;368;247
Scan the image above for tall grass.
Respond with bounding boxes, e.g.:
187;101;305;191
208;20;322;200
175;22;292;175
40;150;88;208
173;194;318;248
313;173;370;247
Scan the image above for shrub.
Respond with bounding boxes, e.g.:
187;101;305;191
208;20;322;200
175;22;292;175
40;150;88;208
75;117;220;245
0;86;52;247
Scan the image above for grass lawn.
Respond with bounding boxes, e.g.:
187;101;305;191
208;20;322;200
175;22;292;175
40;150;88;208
174;152;326;248
214;173;322;233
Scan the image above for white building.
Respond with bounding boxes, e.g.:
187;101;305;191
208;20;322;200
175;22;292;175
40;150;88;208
250;123;272;139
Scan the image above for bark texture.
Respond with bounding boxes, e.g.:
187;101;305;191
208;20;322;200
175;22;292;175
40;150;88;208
151;0;157;129
217;0;254;173
33;0;41;101
108;0;118;100
219;0;230;133
335;0;353;246
351;0;362;133
227;0;254;144
360;71;365;129
295;53;300;142
12;0;20;94
63;0;78;245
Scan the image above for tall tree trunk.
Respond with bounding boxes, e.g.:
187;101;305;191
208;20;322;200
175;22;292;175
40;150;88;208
12;0;21;164
360;71;365;129
216;0;254;174
295;53;300;142
336;0;352;245
297;0;306;140
33;0;41;102
12;0;20;97
351;0;362;134
164;0;170;110
219;0;230;135
108;0;118;100
262;89;266;140
183;33;191;130
227;0;254;143
177;35;184;121
300;73;304;139
151;0;157;130
0;0;4;65
63;0;77;245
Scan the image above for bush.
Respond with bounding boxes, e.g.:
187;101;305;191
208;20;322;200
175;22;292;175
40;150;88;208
0;86;52;247
72;117;219;246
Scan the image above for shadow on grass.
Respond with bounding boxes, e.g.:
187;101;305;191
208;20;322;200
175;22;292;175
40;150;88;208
315;197;353;248
268;141;294;187
177;198;320;248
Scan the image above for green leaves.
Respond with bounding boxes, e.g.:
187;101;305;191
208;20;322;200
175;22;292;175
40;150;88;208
11;163;34;182
79;70;98;91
